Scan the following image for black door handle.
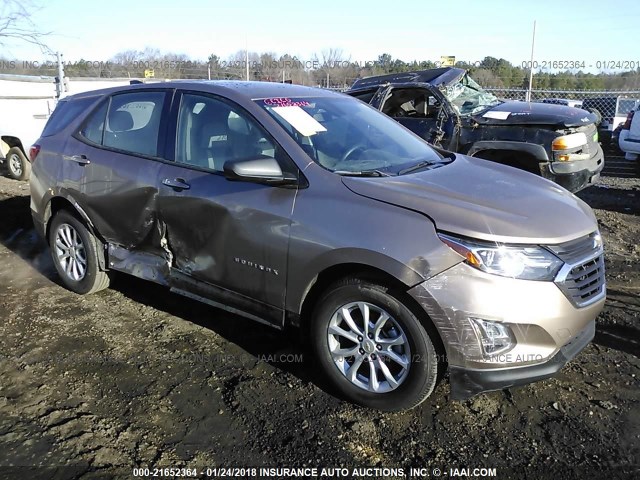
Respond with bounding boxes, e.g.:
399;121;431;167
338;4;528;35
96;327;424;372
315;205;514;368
162;178;191;190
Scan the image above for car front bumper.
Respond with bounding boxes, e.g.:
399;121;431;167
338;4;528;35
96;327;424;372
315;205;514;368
407;262;605;400
448;320;595;400
540;143;605;192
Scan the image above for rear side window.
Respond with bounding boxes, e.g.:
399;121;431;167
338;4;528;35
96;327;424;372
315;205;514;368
80;101;108;145
79;91;166;157
41;96;99;137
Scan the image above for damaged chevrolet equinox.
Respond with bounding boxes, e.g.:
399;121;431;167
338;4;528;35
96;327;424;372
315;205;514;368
30;82;606;411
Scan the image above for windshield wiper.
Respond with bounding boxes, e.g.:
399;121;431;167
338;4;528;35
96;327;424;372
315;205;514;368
398;160;438;175
333;169;392;177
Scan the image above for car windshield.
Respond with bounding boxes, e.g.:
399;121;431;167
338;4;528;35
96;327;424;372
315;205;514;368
255;96;448;176
444;73;502;116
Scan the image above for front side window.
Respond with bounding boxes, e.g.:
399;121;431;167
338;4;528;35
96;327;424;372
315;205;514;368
382;88;441;119
175;93;276;172
92;91;166;156
255;96;447;175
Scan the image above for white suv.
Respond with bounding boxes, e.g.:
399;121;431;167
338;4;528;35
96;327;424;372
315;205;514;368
618;105;640;170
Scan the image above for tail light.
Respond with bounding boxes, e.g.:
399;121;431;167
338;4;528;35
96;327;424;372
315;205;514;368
622;111;635;130
29;144;40;162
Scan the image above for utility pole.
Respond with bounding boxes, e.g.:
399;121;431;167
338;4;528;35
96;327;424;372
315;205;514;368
208;64;211;80
526;20;536;102
245;36;250;81
55;51;64;99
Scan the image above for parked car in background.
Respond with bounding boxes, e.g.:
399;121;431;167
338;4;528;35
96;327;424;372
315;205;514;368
0;74;55;180
0;74;137;181
346;68;604;193
618;104;640;172
30;81;605;411
539;98;583;109
581;96;640;145
0;112;48;181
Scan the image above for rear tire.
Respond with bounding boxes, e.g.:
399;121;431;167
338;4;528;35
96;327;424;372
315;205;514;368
49;210;110;294
6;147;31;181
310;277;439;411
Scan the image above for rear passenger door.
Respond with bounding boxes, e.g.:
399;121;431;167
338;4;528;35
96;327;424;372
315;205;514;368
67;89;172;248
155;91;296;320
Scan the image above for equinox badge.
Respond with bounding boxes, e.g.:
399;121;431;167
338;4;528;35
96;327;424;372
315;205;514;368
234;257;279;275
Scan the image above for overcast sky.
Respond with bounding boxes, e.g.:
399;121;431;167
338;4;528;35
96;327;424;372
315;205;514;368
4;0;640;72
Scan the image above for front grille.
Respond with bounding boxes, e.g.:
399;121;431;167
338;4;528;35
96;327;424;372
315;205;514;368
549;232;606;308
560;255;606;306
567;123;599;157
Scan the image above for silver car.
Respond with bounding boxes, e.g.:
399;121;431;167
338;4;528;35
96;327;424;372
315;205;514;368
29;82;605;410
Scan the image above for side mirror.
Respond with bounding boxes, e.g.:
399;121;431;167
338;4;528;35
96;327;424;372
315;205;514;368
223;156;298;186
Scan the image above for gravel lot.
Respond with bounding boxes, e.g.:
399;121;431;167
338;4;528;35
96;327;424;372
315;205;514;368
0;154;638;479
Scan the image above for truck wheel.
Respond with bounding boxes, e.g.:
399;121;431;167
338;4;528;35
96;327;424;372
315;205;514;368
49;210;110;295
6;147;31;181
310;277;439;411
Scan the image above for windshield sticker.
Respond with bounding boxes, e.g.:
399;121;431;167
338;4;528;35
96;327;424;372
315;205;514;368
272;106;327;136
264;98;311;107
482;111;511;120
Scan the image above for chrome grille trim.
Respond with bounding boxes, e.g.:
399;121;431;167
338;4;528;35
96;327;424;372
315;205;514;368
550;232;606;308
548;231;601;264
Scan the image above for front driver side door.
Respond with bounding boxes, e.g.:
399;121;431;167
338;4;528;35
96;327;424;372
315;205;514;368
374;85;453;148
155;91;297;326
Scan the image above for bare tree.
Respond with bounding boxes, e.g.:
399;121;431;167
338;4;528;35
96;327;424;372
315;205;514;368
0;0;49;51
311;48;352;87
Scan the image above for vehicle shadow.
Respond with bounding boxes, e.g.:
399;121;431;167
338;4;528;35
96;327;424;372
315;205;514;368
0;194;340;399
577;185;639;215
0;194;58;279
594;323;640;358
108;273;346;398
594;288;640;358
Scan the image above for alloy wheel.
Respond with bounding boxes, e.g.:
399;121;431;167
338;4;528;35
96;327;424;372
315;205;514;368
327;301;411;393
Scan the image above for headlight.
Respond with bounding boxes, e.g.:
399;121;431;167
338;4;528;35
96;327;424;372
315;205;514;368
438;233;563;281
552;132;587;151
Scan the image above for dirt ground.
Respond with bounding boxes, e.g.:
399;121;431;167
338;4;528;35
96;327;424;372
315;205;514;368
0;153;638;480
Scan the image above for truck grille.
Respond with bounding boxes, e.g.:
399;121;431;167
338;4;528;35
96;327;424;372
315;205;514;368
549;232;606;308
568;123;599;157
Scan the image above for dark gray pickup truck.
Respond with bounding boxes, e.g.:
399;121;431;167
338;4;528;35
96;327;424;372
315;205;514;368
346;68;604;192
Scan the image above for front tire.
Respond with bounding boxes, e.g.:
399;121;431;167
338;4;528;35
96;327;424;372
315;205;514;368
5;147;31;181
310;277;439;411
49;210;110;294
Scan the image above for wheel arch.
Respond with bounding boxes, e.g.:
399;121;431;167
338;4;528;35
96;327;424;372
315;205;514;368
295;262;447;363
45;195;107;270
1;136;26;157
468;144;546;175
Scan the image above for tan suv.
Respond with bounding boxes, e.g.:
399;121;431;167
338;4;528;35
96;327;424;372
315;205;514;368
29;81;605;410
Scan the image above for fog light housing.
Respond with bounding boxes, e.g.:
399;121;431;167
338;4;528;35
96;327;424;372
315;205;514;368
469;318;515;357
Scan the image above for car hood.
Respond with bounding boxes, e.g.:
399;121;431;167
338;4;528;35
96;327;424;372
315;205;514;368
471;101;597;128
341;155;597;244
